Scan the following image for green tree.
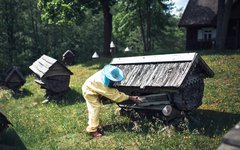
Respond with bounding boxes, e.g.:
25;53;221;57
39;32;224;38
38;0;117;57
112;0;181;53
0;0;35;71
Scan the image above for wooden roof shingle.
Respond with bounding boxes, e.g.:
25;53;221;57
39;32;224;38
29;55;73;78
110;53;214;89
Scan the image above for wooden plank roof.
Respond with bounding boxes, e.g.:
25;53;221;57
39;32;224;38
29;55;73;78
111;53;195;64
178;0;218;27
110;53;214;89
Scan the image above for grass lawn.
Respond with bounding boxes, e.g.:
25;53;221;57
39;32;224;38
0;52;239;150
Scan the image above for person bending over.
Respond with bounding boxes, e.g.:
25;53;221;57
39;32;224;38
82;64;142;138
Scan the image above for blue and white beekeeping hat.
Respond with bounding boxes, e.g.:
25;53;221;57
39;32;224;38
103;64;124;81
102;64;124;86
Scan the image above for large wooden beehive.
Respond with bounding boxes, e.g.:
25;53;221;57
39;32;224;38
110;53;214;115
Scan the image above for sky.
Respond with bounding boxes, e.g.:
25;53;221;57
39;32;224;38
171;0;189;15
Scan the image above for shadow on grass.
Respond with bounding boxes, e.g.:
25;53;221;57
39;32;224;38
12;88;33;99
101;110;165;134
53;88;85;106
101;122;134;133
192;109;240;137
101;109;240;137
0;127;27;150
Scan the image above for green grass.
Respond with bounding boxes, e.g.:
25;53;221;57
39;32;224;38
0;52;240;150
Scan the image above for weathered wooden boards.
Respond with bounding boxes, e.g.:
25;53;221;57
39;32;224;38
116;63;191;88
111;53;214;118
111;53;213;89
29;55;73;100
218;122;240;150
0;66;25;92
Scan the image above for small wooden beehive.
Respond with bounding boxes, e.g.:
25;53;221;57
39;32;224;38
110;53;214;116
4;66;25;91
29;55;73;95
62;50;75;65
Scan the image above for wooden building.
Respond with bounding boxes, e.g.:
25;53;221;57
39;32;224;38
62;50;75;65
179;0;240;50
29;55;73;99
110;53;214;119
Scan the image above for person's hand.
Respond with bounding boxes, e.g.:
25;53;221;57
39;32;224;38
129;96;143;104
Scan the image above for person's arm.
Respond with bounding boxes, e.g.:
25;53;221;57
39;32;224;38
89;81;142;103
89;81;129;103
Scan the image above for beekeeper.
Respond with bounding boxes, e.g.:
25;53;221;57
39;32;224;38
82;64;142;138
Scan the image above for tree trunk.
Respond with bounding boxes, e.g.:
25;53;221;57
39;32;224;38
5;1;17;65
100;0;112;57
29;0;40;56
137;1;147;52
146;0;152;52
216;0;233;50
216;0;225;50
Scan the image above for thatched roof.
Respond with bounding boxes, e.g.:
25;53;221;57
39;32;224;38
178;0;218;27
110;53;214;89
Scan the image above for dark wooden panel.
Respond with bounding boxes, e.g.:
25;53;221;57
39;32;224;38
44;75;70;93
218;143;240;150
222;122;240;148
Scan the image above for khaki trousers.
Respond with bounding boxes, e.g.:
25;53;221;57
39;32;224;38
83;93;101;132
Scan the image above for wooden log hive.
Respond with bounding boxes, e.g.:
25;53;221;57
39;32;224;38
110;53;214;119
4;66;25;92
29;55;73;99
62;50;75;65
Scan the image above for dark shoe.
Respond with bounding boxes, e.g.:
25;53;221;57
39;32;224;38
89;131;103;138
